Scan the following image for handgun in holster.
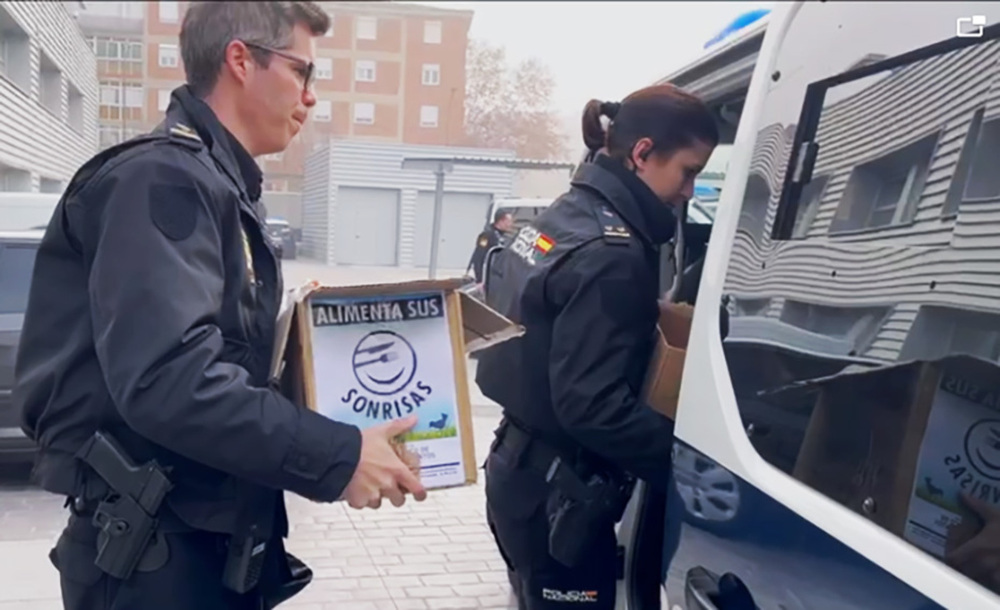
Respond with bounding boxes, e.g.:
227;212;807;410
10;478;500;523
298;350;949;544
544;455;635;568
75;431;174;581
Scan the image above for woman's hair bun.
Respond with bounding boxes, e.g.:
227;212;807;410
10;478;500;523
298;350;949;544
600;101;621;120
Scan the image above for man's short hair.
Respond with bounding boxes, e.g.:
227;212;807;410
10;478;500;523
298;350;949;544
494;210;513;224
180;2;330;97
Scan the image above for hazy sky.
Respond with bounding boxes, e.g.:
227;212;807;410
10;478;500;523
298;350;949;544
412;1;773;116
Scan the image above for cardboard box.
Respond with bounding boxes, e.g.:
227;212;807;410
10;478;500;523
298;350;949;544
642;303;694;419
274;278;523;491
773;354;1000;561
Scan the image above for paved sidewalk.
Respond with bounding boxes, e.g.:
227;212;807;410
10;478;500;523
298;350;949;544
280;410;512;610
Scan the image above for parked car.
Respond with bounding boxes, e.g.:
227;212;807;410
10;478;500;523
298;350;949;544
0;230;42;464
265;217;296;260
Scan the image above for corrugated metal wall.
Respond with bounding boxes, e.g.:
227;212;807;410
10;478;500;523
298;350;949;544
301;144;332;262
303;139;516;267
725;39;1000;363
0;1;98;191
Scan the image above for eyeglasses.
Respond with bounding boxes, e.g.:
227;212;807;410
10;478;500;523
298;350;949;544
241;40;315;93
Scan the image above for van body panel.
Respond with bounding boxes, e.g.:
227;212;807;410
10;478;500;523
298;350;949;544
620;2;1000;609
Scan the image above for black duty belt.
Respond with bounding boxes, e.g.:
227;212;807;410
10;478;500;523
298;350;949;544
493;418;599;502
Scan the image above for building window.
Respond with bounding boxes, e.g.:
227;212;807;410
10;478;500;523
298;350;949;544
89;36;143;77
0;7;31;92
67;84;84;132
158;89;171;112
158;44;179;68
91;37;143;62
316;57;333;80
96;126;143;149
158;1;179;23
100;82;121;107
356;16;377;41
82;2;143;18
355;60;376;83
959;115;1000;201
314;100;332;122
98;125;121;148
424;21;442;44
38;52;63;116
421;63;440;86
39;178;63;194
353;102;375;125
0;165;31;192
124;83;143;108
828;133;937;233
420;105;439;128
99;80;144;121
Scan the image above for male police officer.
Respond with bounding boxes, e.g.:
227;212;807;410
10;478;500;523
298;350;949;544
468;210;514;283
475;89;719;608
14;3;424;608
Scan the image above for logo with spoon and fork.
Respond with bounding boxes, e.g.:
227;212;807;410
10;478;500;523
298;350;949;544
351;330;419;396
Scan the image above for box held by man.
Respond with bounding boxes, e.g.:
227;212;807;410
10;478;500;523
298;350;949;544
276;278;524;491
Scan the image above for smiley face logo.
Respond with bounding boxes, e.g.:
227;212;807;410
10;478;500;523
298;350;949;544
352;330;418;396
964;419;1000;481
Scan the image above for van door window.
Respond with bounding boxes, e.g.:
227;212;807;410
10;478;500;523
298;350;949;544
721;27;1000;594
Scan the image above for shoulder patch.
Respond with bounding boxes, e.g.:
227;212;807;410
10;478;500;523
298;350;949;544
168;123;204;150
598;206;631;245
150;184;200;241
478;236;489;247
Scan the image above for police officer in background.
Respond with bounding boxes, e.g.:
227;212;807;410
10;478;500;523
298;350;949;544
14;3;425;609
475;84;719;609
468;209;514;284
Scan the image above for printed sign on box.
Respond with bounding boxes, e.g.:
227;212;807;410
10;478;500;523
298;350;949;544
273;277;525;492
310;291;467;488
905;371;1000;558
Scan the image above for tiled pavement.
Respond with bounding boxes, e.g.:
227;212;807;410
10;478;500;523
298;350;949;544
0;261;515;610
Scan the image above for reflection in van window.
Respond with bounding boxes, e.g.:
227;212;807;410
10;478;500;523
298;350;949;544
720;31;1000;594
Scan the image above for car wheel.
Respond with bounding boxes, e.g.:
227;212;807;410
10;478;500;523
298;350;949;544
672;445;746;535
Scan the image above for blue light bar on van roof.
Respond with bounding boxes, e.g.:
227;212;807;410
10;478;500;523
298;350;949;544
703;8;770;49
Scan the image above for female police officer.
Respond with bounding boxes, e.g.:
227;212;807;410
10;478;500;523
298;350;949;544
475;84;718;609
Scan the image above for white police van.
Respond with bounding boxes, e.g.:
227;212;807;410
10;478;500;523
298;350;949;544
616;3;1000;609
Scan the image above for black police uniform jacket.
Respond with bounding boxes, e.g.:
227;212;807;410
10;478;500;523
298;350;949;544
476;154;677;490
469;225;505;283
14;86;361;538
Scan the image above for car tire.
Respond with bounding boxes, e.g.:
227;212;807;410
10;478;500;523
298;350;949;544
672;445;749;536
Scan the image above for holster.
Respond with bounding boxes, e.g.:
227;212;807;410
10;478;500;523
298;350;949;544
492;419;634;567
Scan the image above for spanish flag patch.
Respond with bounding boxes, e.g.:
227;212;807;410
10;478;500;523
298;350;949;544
534;234;555;253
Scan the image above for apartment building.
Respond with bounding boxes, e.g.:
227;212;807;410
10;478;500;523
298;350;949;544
0;1;98;192
76;1;473;194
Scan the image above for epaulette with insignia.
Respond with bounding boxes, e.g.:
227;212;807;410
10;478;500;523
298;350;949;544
168;123;204;150
598;206;631;245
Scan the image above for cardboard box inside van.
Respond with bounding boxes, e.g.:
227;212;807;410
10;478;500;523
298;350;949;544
642;302;694;420
776;355;1000;560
